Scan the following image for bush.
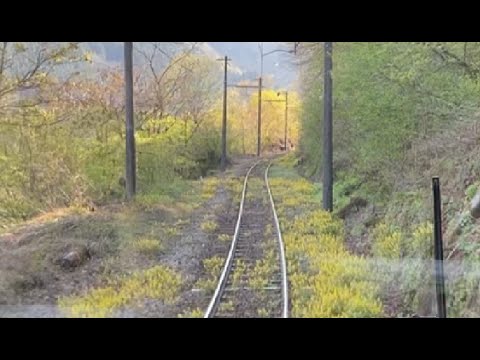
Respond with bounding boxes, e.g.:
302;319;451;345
408;223;433;258
372;223;403;259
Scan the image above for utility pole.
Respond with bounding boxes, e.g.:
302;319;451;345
284;91;288;151
124;42;136;200
217;56;231;171
323;42;333;212
257;76;262;157
258;42;264;158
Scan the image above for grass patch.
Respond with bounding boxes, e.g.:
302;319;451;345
58;265;182;318
218;300;234;312
284;210;383;317
195;256;224;293
466;183;478;201
178;308;204;318
164;225;179;238
270;156;384;318
200;177;220;201
201;220;218;234
131;238;163;255
218;234;231;242
249;249;276;290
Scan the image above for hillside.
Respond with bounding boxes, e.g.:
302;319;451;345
81;42;297;89
297;42;480;317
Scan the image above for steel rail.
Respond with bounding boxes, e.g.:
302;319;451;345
204;159;262;318
203;157;289;318
265;161;289;318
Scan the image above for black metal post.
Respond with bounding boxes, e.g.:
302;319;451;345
432;176;447;318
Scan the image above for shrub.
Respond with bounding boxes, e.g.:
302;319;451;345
372;223;402;259
408;222;433;258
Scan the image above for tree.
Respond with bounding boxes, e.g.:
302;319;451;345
0;42;85;116
297;42;480;191
134;42;199;121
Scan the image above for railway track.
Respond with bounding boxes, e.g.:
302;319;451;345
204;158;288;318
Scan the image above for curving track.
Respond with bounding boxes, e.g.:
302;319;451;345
204;158;288;318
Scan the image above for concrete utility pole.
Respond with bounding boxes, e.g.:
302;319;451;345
124;42;136;199
218;56;231;171
323;42;333;212
284;92;288;151
257;76;262;156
